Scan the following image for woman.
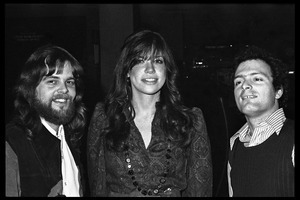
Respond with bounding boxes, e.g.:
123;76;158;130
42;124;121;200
87;30;212;197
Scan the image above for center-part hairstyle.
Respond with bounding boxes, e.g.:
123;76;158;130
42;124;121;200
104;30;196;151
232;45;289;109
13;44;86;147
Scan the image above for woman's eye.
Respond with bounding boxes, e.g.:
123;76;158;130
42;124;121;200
154;59;164;64
137;59;145;64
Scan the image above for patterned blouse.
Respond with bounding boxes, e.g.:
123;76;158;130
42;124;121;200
87;102;212;197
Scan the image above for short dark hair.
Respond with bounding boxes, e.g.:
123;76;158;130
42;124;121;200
232;45;289;108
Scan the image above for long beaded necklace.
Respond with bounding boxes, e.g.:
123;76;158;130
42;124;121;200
124;138;172;196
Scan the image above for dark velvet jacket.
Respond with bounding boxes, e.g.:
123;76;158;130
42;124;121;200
87;102;213;197
5;121;84;197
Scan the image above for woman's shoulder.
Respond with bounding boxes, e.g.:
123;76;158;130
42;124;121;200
89;102;108;131
88;102;108;139
92;102;106;118
188;106;207;131
188;106;204;118
94;102;105;112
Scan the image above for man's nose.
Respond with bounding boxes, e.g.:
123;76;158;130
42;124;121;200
57;82;68;93
242;79;252;90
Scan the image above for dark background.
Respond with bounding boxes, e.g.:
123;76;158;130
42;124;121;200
5;4;295;197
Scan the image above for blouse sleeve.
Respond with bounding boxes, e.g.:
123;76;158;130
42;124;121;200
182;107;213;197
87;102;108;196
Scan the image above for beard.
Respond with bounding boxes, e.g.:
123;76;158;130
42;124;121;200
33;95;76;125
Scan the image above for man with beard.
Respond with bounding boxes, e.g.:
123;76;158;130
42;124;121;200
5;45;87;197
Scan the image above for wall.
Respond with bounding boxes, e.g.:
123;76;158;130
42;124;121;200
5;4;134;122
98;4;134;94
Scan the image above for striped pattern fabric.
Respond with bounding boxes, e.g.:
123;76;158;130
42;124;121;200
230;108;286;150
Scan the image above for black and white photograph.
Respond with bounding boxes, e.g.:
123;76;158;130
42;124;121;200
5;4;294;197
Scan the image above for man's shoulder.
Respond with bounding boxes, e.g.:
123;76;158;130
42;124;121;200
229;131;241;151
285;118;295;126
281;118;294;139
6;121;31;154
281;118;295;134
6;121;26;139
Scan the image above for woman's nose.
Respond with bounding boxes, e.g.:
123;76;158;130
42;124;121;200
145;61;155;74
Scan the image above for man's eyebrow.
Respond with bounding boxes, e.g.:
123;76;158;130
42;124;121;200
66;77;75;81
234;72;268;79
41;75;75;81
41;76;59;81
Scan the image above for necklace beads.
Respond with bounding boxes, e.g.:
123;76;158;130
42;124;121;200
125;139;172;196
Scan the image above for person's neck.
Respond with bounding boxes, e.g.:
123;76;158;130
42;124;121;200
45;120;59;132
246;106;279;134
131;94;159;117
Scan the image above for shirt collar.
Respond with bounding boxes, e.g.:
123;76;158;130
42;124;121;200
265;108;286;135
230;108;286;149
40;117;63;138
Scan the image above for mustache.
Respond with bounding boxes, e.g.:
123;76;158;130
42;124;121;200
52;94;72;100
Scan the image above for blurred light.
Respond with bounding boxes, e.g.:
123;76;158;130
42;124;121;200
193;64;208;69
288;71;294;74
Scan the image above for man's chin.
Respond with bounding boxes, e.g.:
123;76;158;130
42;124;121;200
52;107;69;113
34;100;75;125
44;110;75;125
52;102;70;110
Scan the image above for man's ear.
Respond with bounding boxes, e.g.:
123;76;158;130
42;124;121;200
275;88;283;99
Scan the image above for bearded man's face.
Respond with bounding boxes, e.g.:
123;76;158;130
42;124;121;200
34;63;76;125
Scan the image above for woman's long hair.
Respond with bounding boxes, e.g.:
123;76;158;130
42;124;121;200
104;30;196;151
13;44;86;147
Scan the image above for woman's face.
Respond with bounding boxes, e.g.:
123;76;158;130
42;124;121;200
128;52;167;97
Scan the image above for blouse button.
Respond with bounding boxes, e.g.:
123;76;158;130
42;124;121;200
141;189;147;195
159;178;166;184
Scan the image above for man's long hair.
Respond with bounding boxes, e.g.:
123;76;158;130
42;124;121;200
13;45;86;147
104;30;196;151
